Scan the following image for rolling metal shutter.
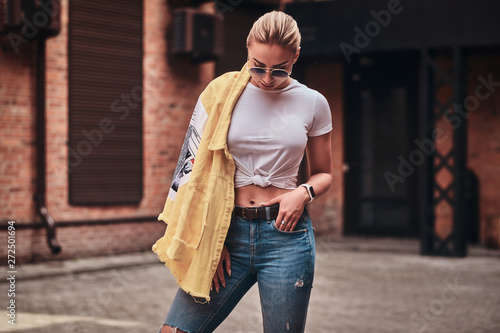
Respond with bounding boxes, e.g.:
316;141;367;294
68;0;143;205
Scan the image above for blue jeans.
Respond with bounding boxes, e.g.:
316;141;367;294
159;205;316;333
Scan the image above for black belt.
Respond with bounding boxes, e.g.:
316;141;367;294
234;204;279;220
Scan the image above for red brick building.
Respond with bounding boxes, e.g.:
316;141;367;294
1;0;499;263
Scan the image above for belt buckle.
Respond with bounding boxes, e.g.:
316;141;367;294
242;207;258;219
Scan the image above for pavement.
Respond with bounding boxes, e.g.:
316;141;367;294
1;237;500;333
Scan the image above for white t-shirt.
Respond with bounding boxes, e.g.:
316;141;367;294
227;78;332;190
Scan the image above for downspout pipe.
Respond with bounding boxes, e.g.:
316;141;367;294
34;37;61;255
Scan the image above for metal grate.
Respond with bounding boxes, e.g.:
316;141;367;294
419;47;467;257
68;0;143;205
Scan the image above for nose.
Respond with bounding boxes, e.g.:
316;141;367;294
262;70;273;84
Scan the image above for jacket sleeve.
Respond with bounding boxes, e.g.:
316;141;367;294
166;96;209;203
152;93;211;268
152;67;247;301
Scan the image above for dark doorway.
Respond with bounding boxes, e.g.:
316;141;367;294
344;51;419;237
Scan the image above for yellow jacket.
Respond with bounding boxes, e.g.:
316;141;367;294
152;62;251;302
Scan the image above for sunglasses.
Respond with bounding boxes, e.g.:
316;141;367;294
247;63;293;82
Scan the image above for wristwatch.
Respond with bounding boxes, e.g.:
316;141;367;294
299;183;316;202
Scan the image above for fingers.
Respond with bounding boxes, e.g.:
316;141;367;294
212;246;231;293
212;264;224;293
286;218;299;232
261;194;282;207
212;261;225;293
285;215;300;231
270;190;307;231
212;274;220;293
276;210;301;231
224;248;231;277
275;211;284;230
216;263;225;291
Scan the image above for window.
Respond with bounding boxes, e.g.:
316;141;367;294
68;0;143;204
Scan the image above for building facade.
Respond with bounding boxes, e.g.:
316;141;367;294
1;0;499;263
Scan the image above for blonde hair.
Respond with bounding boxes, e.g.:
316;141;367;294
246;11;301;52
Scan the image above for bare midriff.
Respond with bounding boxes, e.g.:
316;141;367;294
234;184;293;207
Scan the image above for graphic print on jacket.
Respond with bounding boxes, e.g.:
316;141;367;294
168;96;209;201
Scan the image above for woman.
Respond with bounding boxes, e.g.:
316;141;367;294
154;10;332;333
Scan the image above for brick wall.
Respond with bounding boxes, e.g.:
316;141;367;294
2;221;165;264
301;53;499;244
42;0;214;222
0;42;37;224
433;53;500;244
466;53;500;244
304;63;345;237
1;0;216;262
2;1;498;264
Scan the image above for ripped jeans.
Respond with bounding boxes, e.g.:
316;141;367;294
159;206;316;333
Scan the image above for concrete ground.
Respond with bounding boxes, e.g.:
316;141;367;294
1;237;500;333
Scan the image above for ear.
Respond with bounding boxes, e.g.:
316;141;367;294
293;46;301;63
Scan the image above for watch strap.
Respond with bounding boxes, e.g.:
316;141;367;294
299;184;315;202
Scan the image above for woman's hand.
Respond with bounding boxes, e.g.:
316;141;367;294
260;186;310;232
211;245;231;293
262;132;333;232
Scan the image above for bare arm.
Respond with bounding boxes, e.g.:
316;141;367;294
303;131;333;199
261;131;333;231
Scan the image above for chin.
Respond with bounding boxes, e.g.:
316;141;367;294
259;82;277;90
